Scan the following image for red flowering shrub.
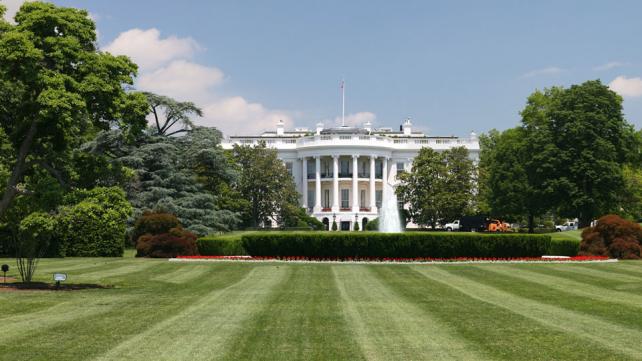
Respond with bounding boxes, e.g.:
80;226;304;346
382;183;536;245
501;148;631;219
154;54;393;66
136;227;198;258
579;215;642;259
131;212;181;245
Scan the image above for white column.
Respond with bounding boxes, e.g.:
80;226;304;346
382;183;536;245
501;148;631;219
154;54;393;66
369;155;377;213
352;155;359;212
314;156;321;213
301;157;308;209
332;155;339;212
382;157;388;200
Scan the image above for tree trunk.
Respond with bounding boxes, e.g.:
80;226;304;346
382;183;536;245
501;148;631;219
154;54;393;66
0;122;37;220
527;214;535;234
578;212;592;228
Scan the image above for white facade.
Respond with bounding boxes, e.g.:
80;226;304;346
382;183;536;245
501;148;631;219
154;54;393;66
222;119;480;230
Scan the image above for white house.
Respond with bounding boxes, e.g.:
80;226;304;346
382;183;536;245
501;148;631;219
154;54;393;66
222;119;480;230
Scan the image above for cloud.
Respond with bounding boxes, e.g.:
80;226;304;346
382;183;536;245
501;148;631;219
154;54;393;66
594;61;628;71
2;0;27;22
104;28;201;71
609;76;642;98
520;67;564;78
105;28;295;135
326;112;376;127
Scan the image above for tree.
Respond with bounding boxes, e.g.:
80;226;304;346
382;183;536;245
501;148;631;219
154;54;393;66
145;92;203;136
16;212;55;282
0;2;148;220
543;81;637;227
396;146;474;228
621;165;642;220
232;142;300;228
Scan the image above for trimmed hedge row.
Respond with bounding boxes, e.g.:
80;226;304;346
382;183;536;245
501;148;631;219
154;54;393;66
548;238;580;256
197;234;247;256
239;232;551;258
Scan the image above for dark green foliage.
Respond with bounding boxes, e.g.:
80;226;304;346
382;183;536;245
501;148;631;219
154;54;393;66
241;232;551;258
280;204;324;230
580;214;642;259
131;212;181;245
364;218;379;231
197;234;247;255
17;212;56;282
55;187;132;257
353;222;360;231
548;238;580;256
136;227;198;258
331;220;338;231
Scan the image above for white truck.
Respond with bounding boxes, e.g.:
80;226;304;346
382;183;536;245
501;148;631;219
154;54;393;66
444;220;460;231
555;221;578;232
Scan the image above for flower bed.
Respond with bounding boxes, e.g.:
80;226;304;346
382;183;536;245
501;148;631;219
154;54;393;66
171;255;613;264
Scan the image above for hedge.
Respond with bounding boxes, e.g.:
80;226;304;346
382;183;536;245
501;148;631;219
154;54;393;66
548;238;580;256
240;232;551;258
198;234;247;256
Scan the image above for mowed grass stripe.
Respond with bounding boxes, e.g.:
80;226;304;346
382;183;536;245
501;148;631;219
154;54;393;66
220;265;364;361
374;266;620;361
553;264;642;283
414;266;642;360
93;265;288;361
484;264;642;308
523;265;642;296
333;265;488;361
151;264;212;284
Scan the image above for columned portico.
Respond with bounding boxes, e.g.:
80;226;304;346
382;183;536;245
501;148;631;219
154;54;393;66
301;157;308;209
314;156;321;213
352;155;359;212
382;156;388;200
332;155;339;212
369;155;377;213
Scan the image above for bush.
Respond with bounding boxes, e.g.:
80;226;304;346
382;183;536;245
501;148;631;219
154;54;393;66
131;212;181;245
136;227;198;258
56;187;132;257
353;222;360;231
241;232;551;258
364;218;379;231
548;238;580;256
17;212;56;282
580;214;642;259
197;234;247;255
331;220;338;231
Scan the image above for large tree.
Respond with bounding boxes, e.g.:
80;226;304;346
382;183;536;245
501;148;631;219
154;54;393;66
231;142;300;228
396;146;475;228
0;2;148;219
144;92;202;136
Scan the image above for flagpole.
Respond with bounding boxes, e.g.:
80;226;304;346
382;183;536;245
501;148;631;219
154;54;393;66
341;79;345;127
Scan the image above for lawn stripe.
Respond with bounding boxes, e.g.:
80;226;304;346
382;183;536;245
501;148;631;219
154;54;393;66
413;266;642;360
220;265;365;361
333;265;488;361
150;264;211;283
554;264;642;282
75;260;160;281
93;265;288;361
484;264;642;308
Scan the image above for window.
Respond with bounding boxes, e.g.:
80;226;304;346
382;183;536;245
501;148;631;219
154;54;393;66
340;160;350;176
341;189;350;209
360;161;368;177
360;190;366;208
321;159;331;177
375;190;382;208
323;189;330;208
307;159;315;179
285;162;293;176
375;160;383;178
307;190;315;209
396;162;405;175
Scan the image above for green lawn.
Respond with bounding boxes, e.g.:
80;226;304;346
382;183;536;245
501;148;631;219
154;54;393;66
2;258;642;360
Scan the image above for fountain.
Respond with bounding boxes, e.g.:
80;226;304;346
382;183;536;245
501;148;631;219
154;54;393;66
379;183;402;233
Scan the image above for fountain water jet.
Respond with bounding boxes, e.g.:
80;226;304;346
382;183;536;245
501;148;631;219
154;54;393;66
379;183;402;233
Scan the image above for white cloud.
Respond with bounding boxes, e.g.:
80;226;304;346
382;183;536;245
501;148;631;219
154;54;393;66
103;28;201;71
326;111;376;127
520;67;564;78
105;28;296;135
594;61;627;71
609;76;642;98
2;0;27;22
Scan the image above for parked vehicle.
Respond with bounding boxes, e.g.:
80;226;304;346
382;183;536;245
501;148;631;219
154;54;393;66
444;220;460;231
555;221;578;232
459;215;489;232
488;219;511;232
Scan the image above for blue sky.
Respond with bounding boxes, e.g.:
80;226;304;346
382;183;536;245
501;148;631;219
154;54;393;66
5;0;642;136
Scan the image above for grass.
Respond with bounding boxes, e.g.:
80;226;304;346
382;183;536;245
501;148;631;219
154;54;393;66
1;258;642;360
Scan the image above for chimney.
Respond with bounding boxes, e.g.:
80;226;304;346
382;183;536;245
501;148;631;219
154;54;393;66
402;118;412;135
316;122;324;135
276;119;285;136
364;120;372;132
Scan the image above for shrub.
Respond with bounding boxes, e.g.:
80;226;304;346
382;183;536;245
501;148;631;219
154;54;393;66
353;222;360;231
364;218;379;231
136;227;198;258
548;238;580;256
197;234;247;255
56;187;132;257
131;212;181;245
17;212;56;282
580;214;642;259
331;220;338;231
241;232;551;258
